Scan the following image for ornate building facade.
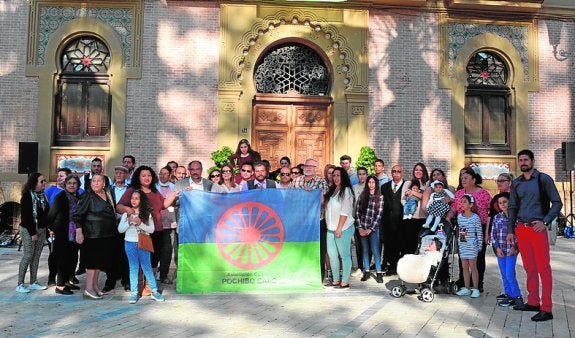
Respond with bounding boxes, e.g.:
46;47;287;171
1;0;574;197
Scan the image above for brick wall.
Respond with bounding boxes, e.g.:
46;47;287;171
124;1;220;171
530;19;575;182
368;10;452;177
0;1;39;174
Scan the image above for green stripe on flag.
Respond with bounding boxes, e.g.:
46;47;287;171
176;242;322;292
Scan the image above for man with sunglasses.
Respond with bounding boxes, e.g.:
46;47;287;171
277;167;292;189
238;163;254;190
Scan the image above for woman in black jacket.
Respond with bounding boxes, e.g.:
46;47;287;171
73;174;117;299
16;172;49;293
47;174;81;295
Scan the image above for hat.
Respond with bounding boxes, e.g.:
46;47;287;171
114;165;129;173
431;180;444;189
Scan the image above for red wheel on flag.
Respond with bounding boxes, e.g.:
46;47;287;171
216;202;284;269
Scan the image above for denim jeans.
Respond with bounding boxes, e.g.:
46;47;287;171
403;199;417;217
124;241;158;294
496;254;521;298
326;226;354;284
360;229;382;272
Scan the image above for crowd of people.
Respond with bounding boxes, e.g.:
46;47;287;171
14;141;561;321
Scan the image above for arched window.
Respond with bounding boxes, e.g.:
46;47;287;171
254;43;329;96
464;51;511;155
55;36;111;146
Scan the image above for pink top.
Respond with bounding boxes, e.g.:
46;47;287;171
451;188;492;225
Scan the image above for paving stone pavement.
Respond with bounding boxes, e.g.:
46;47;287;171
0;238;573;337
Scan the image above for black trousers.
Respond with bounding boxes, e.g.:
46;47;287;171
159;229;176;279
320;219;327;279
382;225;401;271
104;233;129;288
401;218;425;256
54;238;78;286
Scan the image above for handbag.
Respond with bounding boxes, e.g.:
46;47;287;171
138;232;154;253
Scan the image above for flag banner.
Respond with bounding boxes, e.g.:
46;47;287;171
176;188;322;293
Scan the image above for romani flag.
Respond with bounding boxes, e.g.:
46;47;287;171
176;188;321;292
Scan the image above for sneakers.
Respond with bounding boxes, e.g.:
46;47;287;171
456;287;471;296
496;293;508;301
28;282;47;291
375;272;384;284
351;268;363;277
15;284;30;293
470;288;481;298
151;292;165;302
422;223;430;228
500;296;523;307
129;293;138;304
360;271;370;282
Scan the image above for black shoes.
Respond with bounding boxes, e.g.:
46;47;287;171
531;311;553;322
375;272;384;284
70;277;80;284
360;272;370;282
75;268;86;276
55;287;73;295
513;303;540;312
66;283;80;290
101;286;114;294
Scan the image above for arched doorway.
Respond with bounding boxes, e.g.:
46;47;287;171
252;42;333;171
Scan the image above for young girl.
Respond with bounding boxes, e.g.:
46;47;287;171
118;190;165;304
423;180;454;231
490;192;523;307
455;194;483;298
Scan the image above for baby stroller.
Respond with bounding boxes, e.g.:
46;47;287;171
390;229;454;302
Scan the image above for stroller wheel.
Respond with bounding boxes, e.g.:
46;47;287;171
391;285;405;298
450;282;459;295
420;288;434;302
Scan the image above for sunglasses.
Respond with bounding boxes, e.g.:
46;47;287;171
241;169;252;173
210;174;220;178
280;173;291;176
392;170;402;173
40;179;47;183
291;171;300;175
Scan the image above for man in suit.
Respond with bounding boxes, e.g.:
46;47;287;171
175;160;213;192
242;162;276;190
380;164;405;275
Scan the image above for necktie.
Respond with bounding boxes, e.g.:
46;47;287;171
393;184;397;193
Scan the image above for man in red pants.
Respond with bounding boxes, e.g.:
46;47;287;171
507;149;562;322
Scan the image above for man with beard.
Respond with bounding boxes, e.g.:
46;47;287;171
507;149;562;322
242;162;276;190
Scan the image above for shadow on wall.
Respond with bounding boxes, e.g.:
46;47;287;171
369;12;443;169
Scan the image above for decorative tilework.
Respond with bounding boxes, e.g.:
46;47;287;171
38;6;132;65
448;22;528;78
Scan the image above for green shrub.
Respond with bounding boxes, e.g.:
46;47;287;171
356;146;377;175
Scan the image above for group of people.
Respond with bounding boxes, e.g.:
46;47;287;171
15;143;561;321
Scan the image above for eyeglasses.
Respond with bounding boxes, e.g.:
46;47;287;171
210;174;220;178
391;170;402;173
496;179;510;183
280;173;291;176
222;170;232;174
241;169;252;173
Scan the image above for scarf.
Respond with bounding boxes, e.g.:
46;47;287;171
66;191;79;241
31;191;48;231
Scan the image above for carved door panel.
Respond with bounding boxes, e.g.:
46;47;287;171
253;95;332;172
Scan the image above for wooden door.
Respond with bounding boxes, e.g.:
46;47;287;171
253;95;332;172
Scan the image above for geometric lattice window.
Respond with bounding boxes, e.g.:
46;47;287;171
465;51;511;155
55;36;111;146
254;43;329;96
61;37;110;73
466;52;507;86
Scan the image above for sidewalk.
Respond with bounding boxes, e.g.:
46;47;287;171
0;238;573;337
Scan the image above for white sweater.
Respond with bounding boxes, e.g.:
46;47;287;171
117;212;155;242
